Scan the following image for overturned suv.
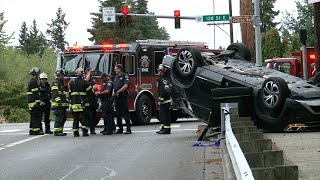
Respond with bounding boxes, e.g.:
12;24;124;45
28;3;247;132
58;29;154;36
163;43;320;132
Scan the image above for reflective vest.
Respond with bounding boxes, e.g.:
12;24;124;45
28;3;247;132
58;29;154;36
69;77;93;112
51;79;69;108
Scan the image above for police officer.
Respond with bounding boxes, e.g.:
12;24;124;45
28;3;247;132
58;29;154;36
96;73;114;135
69;68;92;137
156;63;172;134
39;72;53;134
51;69;69;136
27;67;44;135
113;64;131;134
85;68;98;134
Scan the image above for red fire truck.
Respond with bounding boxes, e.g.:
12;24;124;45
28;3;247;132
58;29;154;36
265;48;316;79
56;39;212;125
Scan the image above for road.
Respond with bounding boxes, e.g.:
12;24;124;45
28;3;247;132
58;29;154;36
0;119;223;180
264;131;320;180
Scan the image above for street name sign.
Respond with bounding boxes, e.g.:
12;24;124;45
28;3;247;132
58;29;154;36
196;14;230;22
231;15;253;23
103;7;116;23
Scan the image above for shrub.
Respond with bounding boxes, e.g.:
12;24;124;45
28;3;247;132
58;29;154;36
4;107;29;123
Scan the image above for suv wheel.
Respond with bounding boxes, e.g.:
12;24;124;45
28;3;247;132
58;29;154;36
226;43;251;61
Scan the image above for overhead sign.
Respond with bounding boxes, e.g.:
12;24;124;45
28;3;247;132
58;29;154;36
196;14;230;22
103;7;116;23
231;16;253;23
308;0;320;4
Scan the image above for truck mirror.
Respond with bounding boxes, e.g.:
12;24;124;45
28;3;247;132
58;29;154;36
299;29;307;45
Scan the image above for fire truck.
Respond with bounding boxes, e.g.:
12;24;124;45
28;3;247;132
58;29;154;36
265;48;316;79
56;39;212;125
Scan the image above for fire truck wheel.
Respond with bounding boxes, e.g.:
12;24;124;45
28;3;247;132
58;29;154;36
135;94;153;125
175;47;202;79
226;43;251;62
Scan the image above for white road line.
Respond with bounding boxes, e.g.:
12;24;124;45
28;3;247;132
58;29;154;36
0;148;5;151
171;124;181;128
0;129;24;133
59;165;83;180
4;135;47;148
133;129;196;133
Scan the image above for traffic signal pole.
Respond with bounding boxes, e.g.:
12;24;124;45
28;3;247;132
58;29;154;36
90;12;196;20
253;0;262;66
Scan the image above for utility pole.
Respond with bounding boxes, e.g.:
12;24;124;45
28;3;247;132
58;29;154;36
314;2;320;73
213;0;216;49
229;0;234;43
240;0;255;62
254;0;262;66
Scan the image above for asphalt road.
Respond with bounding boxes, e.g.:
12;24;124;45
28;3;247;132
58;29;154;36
264;131;320;180
0;119;223;180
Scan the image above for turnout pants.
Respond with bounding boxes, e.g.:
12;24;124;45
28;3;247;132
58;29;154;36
53;108;67;133
159;103;171;128
102;99;114;133
41;104;51;131
72;110;90;133
29;108;42;132
115;95;130;130
88;103;97;132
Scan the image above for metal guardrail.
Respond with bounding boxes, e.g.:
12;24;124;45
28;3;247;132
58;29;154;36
221;104;254;180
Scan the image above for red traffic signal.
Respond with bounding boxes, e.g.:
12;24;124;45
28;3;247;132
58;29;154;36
122;7;129;15
174;10;180;17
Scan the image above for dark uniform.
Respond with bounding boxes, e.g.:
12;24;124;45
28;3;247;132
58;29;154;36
69;77;92;137
27;76;43;135
87;77;98;134
114;72;131;134
100;79;115;135
157;69;172;134
39;81;52;133
51;78;69;136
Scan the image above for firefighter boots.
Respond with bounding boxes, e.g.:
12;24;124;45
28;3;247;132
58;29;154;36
73;131;80;137
82;129;89;137
157;128;171;134
54;131;66;136
124;128;132;134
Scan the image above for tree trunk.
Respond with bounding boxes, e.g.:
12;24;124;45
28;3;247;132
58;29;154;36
314;2;320;73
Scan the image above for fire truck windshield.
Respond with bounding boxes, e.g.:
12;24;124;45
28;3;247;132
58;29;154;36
60;53;120;77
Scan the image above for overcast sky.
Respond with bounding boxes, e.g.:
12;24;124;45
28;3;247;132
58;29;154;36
0;0;296;49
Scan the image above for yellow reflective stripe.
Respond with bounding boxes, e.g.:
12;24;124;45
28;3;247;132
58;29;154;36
71;92;87;95
51;86;59;90
162;99;172;104
30;128;40;131
53;128;63;131
86;86;92;91
72;104;85;111
62;103;69;106
27;92;33;95
57;91;68;95
31;88;39;92
40;101;45;105
51;102;59;107
35;100;41;103
159;97;164;100
84;103;90;107
55;97;61;101
164;126;171;129
81;126;89;130
72;129;79;132
28;102;36;108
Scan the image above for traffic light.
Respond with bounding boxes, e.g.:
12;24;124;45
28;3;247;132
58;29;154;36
174;10;181;29
121;7;129;15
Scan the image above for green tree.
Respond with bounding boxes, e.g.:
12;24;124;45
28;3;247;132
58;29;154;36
18;21;29;53
46;7;70;51
27;19;48;57
262;27;282;60
260;0;280;33
88;0;169;44
291;33;301;53
0;12;13;47
282;0;314;46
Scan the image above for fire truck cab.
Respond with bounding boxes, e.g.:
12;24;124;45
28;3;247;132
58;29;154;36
56;39;210;125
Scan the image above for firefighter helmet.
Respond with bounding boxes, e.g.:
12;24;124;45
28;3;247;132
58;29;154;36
29;67;40;75
39;72;48;79
75;67;84;76
55;68;67;76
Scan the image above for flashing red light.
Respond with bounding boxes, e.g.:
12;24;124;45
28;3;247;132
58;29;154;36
95;84;102;92
121;7;129;15
174;10;180;17
309;54;316;60
118;44;128;48
103;44;113;49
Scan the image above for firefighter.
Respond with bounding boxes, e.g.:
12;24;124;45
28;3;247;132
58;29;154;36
156;63;172;134
85;68;98;134
69;67;92;137
27;67;44;135
113;64;132;134
96;73;114;135
39;72;53;134
51;69;69;136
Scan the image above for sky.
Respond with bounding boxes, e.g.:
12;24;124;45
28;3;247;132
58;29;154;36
0;0;297;49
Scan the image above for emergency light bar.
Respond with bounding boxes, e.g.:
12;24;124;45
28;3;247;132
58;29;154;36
65;44;131;52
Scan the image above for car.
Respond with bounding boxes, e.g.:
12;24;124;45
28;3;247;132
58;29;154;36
162;43;320;132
